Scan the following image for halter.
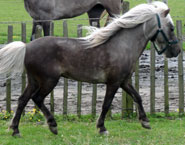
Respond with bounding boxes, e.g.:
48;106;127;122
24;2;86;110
151;14;178;55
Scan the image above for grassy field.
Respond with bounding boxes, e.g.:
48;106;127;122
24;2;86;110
0;0;184;44
0;115;185;145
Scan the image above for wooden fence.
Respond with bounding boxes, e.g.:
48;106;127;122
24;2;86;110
0;0;184;118
1;18;184;118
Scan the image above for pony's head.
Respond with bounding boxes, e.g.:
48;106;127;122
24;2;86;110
150;2;181;58
82;1;181;57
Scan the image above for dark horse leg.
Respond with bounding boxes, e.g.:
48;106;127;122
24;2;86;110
87;4;105;27
10;76;39;136
31;21;40;41
31;21;51;41
32;78;59;135
121;82;151;129
97;83;119;134
42;21;51;36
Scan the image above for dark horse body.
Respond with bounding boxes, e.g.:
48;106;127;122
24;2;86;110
0;2;180;137
24;0;122;40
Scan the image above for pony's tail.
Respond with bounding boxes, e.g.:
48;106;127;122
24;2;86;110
0;41;26;81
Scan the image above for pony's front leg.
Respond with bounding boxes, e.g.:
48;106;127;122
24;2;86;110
97;84;119;134
121;83;151;129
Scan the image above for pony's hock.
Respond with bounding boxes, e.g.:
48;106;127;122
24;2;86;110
0;2;181;136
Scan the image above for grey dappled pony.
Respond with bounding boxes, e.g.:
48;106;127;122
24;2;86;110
0;1;181;137
24;0;122;40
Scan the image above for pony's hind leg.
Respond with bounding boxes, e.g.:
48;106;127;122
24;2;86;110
97;83;119;134
32;78;59;135
32;97;58;135
10;82;39;137
121;83;151;129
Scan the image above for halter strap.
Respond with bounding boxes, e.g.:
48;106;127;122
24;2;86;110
151;14;178;55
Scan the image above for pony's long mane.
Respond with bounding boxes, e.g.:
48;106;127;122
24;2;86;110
80;1;171;48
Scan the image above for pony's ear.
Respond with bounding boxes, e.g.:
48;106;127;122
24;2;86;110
162;8;170;17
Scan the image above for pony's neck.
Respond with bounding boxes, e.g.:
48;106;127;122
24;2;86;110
105;23;153;62
133;15;159;59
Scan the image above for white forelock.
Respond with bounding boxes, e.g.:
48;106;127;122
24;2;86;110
152;1;173;25
80;1;172;48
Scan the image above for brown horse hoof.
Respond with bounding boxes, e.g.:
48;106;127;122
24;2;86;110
49;126;58;135
141;120;151;129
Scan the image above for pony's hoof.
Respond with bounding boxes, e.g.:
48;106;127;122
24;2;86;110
49;126;58;135
99;130;109;135
12;132;21;138
141;120;151;129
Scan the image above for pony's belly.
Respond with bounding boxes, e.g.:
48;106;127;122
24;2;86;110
61;70;107;84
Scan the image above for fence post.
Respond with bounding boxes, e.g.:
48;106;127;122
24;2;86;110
164;57;169;115
135;61;139;92
150;44;155;115
21;23;26;115
91;22;98;118
49;22;55;115
35;25;42;38
77;82;82;117
92;84;97;118
77;24;83;118
21;23;26;94
176;20;184;116
122;79;133;118
63;20;68;116
21;23;26;43
135;60;139;116
162;0;169;117
121;1;133;118
6;25;13;113
147;0;155;116
50;22;54;36
122;91;127;118
122;1;129;14
127;79;133;117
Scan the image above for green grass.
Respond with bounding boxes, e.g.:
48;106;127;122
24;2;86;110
0;0;184;46
0;115;185;145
